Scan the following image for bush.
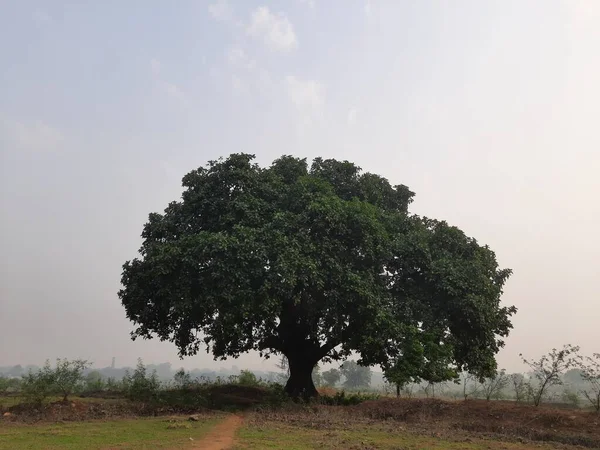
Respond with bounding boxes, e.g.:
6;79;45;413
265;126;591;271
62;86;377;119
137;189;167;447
319;390;380;406
124;359;160;402
21;362;55;405
0;376;21;394
238;370;259;386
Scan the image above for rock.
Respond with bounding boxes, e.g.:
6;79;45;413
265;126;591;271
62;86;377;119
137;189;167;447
3;412;12;417
188;415;199;421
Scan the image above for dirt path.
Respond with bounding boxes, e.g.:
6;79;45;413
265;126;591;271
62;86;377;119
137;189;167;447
190;414;243;450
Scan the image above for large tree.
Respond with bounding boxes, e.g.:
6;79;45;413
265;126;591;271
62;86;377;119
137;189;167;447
119;154;516;398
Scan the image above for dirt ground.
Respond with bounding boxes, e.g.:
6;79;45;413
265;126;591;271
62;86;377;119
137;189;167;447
352;398;600;447
190;415;242;450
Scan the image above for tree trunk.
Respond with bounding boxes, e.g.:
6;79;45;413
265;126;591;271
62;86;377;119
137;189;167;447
284;356;318;399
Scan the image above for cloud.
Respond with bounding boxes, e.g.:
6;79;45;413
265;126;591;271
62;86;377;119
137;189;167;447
364;0;372;17
347;107;358;125
1;118;64;152
227;48;256;70
285;75;325;120
208;0;233;22
247;7;298;52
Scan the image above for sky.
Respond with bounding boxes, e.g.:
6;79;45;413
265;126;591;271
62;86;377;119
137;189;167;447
1;0;599;374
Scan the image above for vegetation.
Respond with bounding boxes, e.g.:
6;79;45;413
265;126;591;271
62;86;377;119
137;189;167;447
579;353;600;412
118;153;516;398
520;344;580;406
0;416;218;449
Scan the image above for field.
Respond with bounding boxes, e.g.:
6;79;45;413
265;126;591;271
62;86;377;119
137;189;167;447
2;392;599;450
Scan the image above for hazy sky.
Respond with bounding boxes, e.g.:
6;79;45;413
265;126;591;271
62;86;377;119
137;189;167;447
1;0;598;374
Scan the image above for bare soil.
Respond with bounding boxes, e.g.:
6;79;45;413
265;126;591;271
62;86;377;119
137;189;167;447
188;414;242;450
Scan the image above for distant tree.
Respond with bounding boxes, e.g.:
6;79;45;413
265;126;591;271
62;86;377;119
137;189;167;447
509;373;527;402
84;370;105;392
125;359;160;402
238;370;258;386
520;344;580;406
322;368;341;387
312;364;322;387
53;359;89;401
460;373;481;400
578;353;600;412
119;154;516;398
340;360;372;390
480;369;509;401
7;365;23;377
173;369;192;389
563;368;585;385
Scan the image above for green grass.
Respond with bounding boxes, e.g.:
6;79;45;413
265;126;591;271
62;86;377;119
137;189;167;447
233;421;570;450
0;416;219;450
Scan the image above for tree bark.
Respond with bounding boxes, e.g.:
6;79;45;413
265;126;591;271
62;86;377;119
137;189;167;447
284;356;318;399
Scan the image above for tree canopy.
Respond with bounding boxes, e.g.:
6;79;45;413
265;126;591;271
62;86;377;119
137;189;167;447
119;153;516;398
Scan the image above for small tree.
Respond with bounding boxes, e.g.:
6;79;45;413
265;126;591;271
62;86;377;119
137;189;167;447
84;371;105;392
579;353;600;412
480;369;508;401
0;376;21;394
460;373;481;400
21;361;55;405
125;359;160;402
238;370;259;386
340;360;372;390
173;369;192;389
322;368;341;387
509;373;527;402
53;359;89;401
520;344;580;406
312;364;323;387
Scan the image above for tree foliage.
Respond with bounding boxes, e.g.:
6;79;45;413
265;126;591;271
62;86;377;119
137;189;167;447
322;368;341;387
340;360;372;390
119;154;516;398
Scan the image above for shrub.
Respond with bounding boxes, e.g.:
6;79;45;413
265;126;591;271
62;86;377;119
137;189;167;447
319;390;379;406
238;370;258;386
124;359;161;402
21;361;55;405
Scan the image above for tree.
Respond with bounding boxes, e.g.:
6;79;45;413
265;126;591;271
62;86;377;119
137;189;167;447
322;368;341;387
238;370;258;386
119;154;516;398
21;361;55;405
578;353;600;412
84;370;105;392
53;358;89;401
0;376;20;394
340;360;372;390
460;373;481;400
509;373;527;402
520;344;580;406
312;364;323;387
480;369;508;401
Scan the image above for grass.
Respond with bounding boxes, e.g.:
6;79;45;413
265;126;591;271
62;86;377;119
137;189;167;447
233;421;572;450
0;415;219;450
